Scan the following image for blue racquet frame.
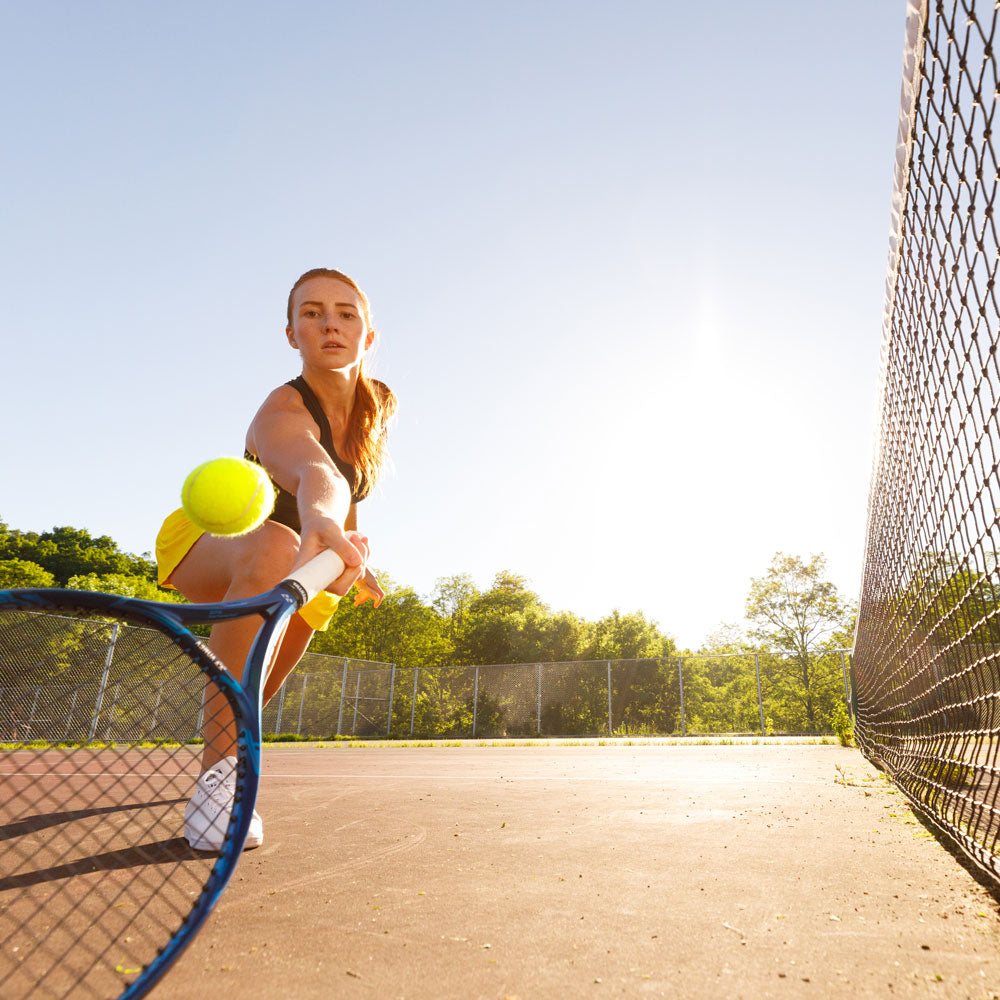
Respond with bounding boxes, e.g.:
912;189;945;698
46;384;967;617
0;549;343;999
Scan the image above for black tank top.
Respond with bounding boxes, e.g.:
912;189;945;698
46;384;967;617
245;376;370;533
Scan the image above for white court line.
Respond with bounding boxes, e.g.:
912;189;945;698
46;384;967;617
264;772;832;785
0;769;834;785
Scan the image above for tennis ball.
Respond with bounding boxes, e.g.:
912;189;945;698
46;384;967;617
181;457;275;536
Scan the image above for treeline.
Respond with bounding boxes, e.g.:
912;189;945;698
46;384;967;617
0;520;857;734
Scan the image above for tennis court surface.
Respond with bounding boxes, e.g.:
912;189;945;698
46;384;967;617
148;742;1000;999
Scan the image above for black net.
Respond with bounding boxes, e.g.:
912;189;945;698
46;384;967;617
0;603;246;999
854;0;1000;882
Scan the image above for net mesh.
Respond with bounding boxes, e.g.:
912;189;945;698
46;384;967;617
0;605;245;999
854;0;1000;882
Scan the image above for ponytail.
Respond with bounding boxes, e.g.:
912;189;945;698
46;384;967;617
347;365;397;490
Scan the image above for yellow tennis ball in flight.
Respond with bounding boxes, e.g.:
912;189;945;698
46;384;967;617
181;457;275;536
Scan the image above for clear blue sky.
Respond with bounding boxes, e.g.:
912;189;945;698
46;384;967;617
0;1;905;649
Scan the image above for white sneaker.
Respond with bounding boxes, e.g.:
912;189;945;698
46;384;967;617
184;755;263;852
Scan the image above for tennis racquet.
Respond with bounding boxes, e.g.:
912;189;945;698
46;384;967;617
0;549;345;1000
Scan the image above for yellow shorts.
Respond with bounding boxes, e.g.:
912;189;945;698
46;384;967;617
154;509;340;631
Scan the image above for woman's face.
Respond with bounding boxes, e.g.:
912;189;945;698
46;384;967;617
286;276;373;371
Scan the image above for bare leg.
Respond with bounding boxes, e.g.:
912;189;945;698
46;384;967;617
262;614;316;705
167;523;301;768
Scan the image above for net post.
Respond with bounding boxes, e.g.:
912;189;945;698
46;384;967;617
754;654;765;735
297;674;308;736
607;661;613;735
472;665;480;738
537;663;542;735
88;622;119;742
410;666;418;737
336;658;347;736
387;664;396;737
678;658;686;737
839;651;850;712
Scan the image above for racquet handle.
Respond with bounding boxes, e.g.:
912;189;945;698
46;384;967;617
284;549;347;605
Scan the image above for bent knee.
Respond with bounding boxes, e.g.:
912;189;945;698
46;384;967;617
228;524;300;595
170;522;301;601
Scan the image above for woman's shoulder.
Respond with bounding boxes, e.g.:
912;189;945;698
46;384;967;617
248;383;314;429
245;382;317;453
261;381;308;411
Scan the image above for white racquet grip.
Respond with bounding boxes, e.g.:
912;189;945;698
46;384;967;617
283;549;347;605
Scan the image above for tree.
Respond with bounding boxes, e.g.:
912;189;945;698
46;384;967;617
310;573;451;667
745;552;854;731
65;572;186;603
431;573;479;646
0;520;156;585
0;558;55;588
585;609;673;660
452;572;547;665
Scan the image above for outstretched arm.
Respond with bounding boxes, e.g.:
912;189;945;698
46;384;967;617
248;386;365;595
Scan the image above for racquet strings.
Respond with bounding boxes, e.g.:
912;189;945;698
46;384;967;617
0;603;246;1000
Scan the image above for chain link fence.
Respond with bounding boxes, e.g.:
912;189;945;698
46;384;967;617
389;650;852;739
1;613;852;741
0;614;390;743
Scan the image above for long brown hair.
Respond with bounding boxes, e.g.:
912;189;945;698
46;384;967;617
286;268;397;490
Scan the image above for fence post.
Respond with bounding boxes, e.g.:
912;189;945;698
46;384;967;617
352;672;361;735
410;666;419;737
678;658;686;736
754;654;765;735
336;659;348;736
472;665;480;738
274;682;287;734
88;622;119;742
607;661;613;735
839;651;851;711
537;663;542;735
103;683;120;741
387;664;396;737
297;674;308;736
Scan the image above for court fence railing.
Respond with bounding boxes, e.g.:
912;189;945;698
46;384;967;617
306;649;854;740
0;614;853;742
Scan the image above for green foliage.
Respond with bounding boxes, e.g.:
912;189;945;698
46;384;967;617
311;573;452;665
585;609;676;660
1;519;855;739
745;553;855;731
66;572;186;603
830;703;854;747
0;519;156;586
912;756;976;789
0;558;55;588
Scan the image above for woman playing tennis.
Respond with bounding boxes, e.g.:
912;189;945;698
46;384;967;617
155;268;396;851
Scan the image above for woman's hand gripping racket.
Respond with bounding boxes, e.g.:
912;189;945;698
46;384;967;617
0;548;345;1000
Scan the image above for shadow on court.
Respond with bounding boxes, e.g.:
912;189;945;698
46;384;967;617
154;745;1000;999
0;797;186;841
0;836;198;892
